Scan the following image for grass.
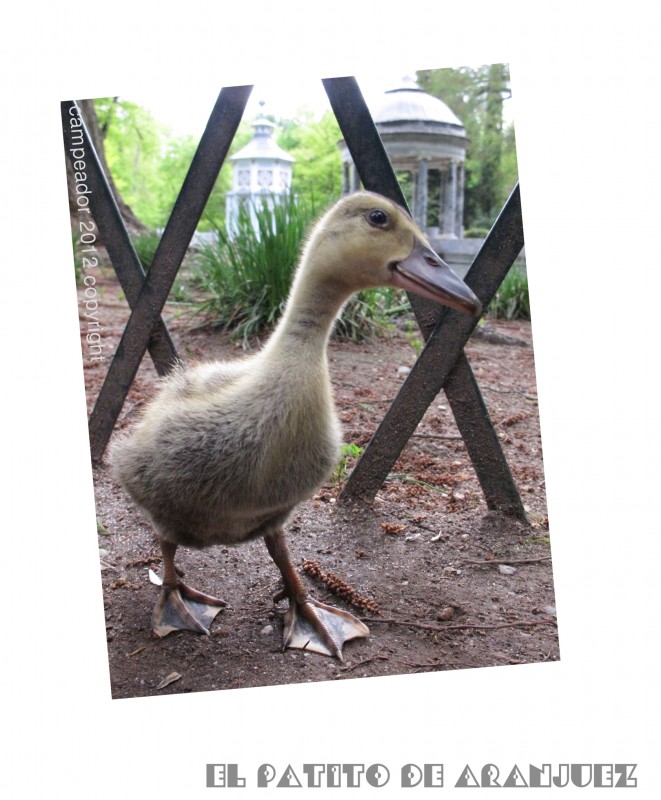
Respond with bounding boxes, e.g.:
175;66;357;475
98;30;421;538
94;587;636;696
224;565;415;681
130;231;192;303
131;231;161;272
403;318;423;356
335;287;406;343
331;443;364;484
487;267;530;320
191;194;315;346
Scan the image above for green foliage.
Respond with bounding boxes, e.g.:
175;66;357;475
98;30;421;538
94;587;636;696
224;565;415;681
131;231;161;271
487;267;530;320
95;98;171;228
98;99;341;233
192;194;317;346
394;170;414;210
94;98;251;230
332;443;364;484
334;287;404;343
276;111;343;207
417;64;518;230
403;318;423;356
128;230;192;303
463;227;490;238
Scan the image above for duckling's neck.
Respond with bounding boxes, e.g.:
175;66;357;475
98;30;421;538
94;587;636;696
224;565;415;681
263;267;350;362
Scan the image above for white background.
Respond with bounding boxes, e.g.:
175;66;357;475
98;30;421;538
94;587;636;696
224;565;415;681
3;1;660;797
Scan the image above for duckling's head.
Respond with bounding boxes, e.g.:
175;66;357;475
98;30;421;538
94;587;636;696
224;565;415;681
304;192;481;316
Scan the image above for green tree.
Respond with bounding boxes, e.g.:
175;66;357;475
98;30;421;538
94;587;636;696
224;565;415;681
92;102;342;232
94;97;169;227
277;111;342;206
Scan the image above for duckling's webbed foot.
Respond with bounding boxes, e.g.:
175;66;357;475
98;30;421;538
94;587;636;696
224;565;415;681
152;542;226;638
281;596;369;660
265;529;369;660
153;582;227;637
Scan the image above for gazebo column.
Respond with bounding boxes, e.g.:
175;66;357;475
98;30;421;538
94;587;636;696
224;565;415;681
342;162;350;194
455;161;465;237
413;158;429;229
442;159;458;238
351;163;361;192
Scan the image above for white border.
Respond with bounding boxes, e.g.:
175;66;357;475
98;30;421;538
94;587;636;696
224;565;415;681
4;1;659;796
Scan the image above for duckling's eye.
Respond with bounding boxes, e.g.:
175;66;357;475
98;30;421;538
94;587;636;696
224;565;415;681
366;208;389;228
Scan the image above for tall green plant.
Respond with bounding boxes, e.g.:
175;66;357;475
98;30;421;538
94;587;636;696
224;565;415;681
131;231;161;271
487;267;530;320
193;194;317;345
335;287;406;342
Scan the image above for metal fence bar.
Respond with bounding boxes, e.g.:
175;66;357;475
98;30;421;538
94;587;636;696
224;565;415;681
444;353;526;517
323;77;526;518
62;100;178;375
442;186;527;518
86;85;253;462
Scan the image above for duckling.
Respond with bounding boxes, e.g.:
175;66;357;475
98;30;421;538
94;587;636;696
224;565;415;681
110;191;481;660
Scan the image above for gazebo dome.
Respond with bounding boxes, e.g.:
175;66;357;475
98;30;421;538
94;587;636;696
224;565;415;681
371;77;464;130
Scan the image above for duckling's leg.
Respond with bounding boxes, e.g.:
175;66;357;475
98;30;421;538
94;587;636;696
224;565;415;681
152;541;227;637
264;528;369;660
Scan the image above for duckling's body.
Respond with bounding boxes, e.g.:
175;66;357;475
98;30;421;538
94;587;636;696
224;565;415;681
116;342;339;548
111;191;481;658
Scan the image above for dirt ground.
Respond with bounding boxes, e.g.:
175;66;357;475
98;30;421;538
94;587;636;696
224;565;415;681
81;268;558;700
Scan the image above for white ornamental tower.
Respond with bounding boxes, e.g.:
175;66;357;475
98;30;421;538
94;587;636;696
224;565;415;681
225;115;295;236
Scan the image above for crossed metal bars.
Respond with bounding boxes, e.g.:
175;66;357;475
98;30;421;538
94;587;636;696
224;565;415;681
63;77;527;521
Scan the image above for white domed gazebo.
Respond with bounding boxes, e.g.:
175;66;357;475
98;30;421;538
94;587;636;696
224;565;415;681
340;77;468;238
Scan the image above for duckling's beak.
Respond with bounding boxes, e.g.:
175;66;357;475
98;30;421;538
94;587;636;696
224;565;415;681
391;239;482;316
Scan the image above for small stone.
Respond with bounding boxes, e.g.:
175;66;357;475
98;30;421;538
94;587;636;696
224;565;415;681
498;564;518;575
260;624;274;636
543;605;557;616
438;607;454;621
99;548;109;559
397;365;411;375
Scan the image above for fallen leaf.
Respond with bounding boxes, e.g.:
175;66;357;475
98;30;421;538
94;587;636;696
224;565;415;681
149;569;163;586
156;672;181;691
381;522;406;535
